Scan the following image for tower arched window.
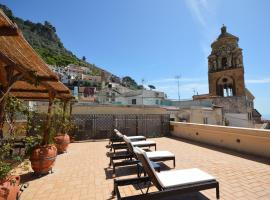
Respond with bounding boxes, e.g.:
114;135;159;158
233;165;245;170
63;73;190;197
216;76;235;97
222;57;227;68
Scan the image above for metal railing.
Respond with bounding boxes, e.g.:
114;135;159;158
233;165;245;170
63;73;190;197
72;114;170;140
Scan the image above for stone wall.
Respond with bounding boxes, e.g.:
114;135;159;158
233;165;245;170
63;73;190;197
212;96;247;113
170;121;270;158
208;67;245;96
35;103;167;115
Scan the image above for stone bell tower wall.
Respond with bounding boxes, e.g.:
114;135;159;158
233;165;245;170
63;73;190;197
212;96;248;113
209;67;245;96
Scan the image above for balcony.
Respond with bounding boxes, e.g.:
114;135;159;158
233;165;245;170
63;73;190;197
19;123;270;200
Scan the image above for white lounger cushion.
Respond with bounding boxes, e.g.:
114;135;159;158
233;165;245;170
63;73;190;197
146;151;174;159
131;140;156;146
115;130;145;140
127;136;146;140
157;168;215;189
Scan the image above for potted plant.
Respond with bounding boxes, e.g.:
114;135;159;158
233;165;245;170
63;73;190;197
0;143;21;200
1;95;54;176
52;101;71;153
28;93;58;175
0;96;27;199
28;136;57;175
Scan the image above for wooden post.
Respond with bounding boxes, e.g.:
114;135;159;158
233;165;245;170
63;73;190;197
160;115;163;136
69;101;73;122
0;87;6;139
42;91;55;145
135;116;138;136
61;100;67;134
0;66;14;139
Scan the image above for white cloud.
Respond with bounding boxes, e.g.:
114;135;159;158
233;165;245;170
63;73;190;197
184;0;221;67
148;76;270;100
185;0;218;28
185;0;208;27
148;77;208;99
148;77;207;84
246;79;270;84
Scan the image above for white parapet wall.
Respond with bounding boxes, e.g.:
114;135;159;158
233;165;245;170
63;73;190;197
170;121;270;158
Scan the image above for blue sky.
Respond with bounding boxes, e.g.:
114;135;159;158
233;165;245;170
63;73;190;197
1;0;270;118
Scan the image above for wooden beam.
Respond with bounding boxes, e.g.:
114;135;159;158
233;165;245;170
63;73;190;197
0;26;19;36
61;100;67;133
0;69;28;102
0;52;58;82
42;90;56;145
69;101;74;122
0;85;6;139
10;88;48;93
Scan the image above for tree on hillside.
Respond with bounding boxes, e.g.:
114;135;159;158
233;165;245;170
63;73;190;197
122;76;138;88
148;85;156;90
0;4;13;19
137;85;144;90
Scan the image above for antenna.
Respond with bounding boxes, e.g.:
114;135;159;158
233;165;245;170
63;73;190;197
175;75;181;108
141;78;145;107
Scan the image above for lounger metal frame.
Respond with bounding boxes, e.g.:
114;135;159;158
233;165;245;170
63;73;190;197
114;177;219;200
109;142;156;153
110;138;174;174
113;148;220;199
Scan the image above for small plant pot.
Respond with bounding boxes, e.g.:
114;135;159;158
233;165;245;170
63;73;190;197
53;134;70;153
70;136;75;143
0;175;20;200
30;145;57;175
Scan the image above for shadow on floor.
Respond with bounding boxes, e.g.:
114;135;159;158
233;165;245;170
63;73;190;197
152;192;210;200
107;190;209;200
72;139;109;143
104;161;172;180
169;136;270;165
19;171;51;184
104;165;138;179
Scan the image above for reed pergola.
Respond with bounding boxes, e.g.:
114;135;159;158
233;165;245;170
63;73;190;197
0;9;74;144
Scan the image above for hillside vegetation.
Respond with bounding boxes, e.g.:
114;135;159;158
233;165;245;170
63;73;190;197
0;4;101;75
0;4;146;89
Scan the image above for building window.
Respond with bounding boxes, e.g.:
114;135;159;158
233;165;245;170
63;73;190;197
203;117;208;124
155;99;159;105
248;112;252;120
222;57;227;68
132;99;136;105
217;76;235;97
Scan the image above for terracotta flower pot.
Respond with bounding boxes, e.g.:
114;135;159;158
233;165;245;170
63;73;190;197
30;145;57;175
53;134;70;153
70;136;75;143
0;176;20;200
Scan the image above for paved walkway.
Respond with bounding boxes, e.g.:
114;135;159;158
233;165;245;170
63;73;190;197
20;137;270;200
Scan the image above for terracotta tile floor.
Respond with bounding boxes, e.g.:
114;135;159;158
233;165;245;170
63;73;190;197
20;137;270;200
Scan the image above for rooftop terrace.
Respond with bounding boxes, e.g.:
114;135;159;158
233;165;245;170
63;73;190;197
19;137;270;200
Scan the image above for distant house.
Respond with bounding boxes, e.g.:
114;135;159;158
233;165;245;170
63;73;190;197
115;90;166;106
81;74;101;83
252;109;262;124
67;64;91;75
96;88;121;104
163;105;223;125
79;87;96;97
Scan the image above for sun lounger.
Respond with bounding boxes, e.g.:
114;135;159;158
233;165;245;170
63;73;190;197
115;129;146;141
107;129;147;151
110;136;173;174
108;133;156;153
109;129;146;144
113;147;220;199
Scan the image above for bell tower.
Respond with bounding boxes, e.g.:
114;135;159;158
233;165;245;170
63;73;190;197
208;25;245;97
